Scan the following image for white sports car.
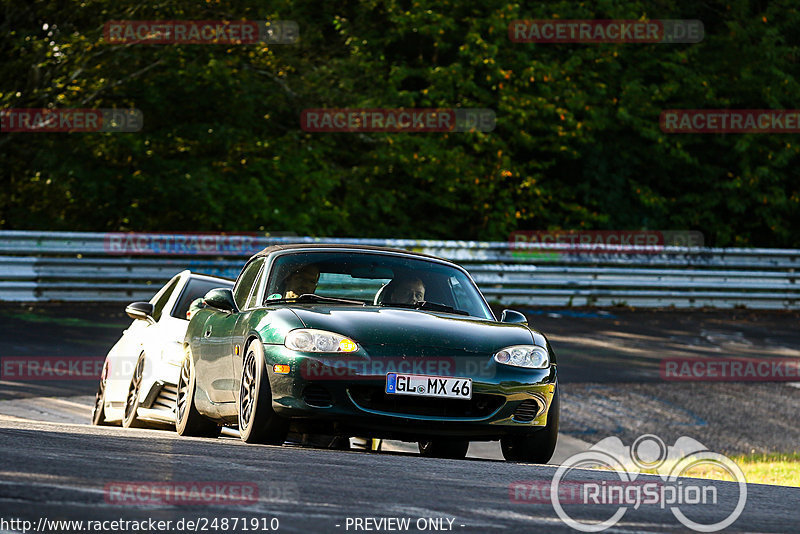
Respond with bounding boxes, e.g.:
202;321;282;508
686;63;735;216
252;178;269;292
91;270;234;428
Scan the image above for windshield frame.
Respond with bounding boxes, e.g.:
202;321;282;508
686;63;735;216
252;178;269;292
259;248;496;320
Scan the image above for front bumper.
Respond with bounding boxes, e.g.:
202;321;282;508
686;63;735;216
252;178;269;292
263;345;557;441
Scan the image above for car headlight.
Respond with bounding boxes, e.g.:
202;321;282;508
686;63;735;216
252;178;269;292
285;329;358;353
494;345;549;368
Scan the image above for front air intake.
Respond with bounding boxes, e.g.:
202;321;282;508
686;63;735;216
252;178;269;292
303;385;333;407
512;399;541;423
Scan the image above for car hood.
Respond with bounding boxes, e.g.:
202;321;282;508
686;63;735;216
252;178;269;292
288;305;537;355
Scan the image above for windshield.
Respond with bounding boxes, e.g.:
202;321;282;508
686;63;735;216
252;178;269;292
263;251;493;320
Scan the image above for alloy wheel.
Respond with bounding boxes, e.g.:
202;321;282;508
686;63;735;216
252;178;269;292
124;356;144;423
239;349;257;431
176;358;191;423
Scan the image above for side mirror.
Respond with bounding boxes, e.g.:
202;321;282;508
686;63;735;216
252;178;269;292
203;288;239;314
186;297;206;320
500;309;528;325
126;302;155;323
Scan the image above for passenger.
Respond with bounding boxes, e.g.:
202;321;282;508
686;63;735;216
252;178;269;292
384;276;425;305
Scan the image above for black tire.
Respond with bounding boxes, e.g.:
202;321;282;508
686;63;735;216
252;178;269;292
501;387;560;463
122;354;147;428
238;341;288;445
175;351;221;438
91;378;112;426
418;439;470;459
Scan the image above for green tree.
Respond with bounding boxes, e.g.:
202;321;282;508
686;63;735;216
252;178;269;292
1;0;798;246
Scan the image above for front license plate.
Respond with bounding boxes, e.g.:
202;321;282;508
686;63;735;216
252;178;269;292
385;373;472;400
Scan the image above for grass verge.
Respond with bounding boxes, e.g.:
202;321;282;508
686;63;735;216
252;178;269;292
727;452;800;487
588;452;800;487
658;451;800;487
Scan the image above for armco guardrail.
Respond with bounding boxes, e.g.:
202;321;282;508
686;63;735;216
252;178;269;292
0;231;798;308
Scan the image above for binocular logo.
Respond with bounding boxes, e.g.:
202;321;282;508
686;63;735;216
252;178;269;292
551;434;747;532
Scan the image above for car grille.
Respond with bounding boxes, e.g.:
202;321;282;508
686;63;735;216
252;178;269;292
348;386;503;419
153;384;178;413
303;385;333;407
512;399;541;423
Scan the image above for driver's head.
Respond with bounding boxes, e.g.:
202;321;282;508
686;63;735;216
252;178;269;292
283;264;320;297
386;277;425;305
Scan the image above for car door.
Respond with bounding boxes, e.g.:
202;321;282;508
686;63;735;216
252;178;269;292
200;258;264;403
105;275;182;409
137;276;194;395
230;259;268;393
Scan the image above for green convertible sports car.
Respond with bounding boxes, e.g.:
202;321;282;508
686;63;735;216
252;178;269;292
177;244;559;462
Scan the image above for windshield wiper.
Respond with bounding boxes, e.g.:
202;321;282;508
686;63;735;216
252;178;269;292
266;294;365;306
380;300;469;316
416;300;469;315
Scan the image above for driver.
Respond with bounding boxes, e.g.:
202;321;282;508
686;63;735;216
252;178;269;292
282;264;320;299
384;276;425;305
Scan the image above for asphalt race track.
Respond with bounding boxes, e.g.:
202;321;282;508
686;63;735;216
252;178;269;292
0;416;798;533
1;303;799;532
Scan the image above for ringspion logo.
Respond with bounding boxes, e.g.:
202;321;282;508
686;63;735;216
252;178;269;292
509;20;703;43
301;108;495;132
0;109;142;132
103;20;298;44
527;434;747;532
511;480;668;505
